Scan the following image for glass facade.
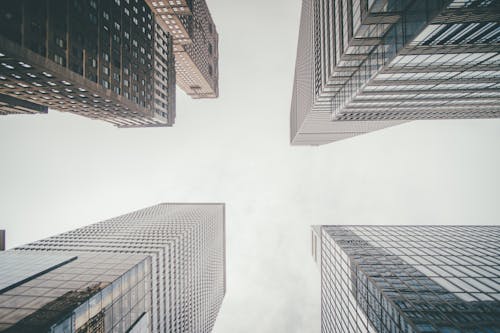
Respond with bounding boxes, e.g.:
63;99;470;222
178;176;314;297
0;203;226;333
0;252;76;294
291;0;500;145
49;257;151;333
312;225;500;333
0;251;151;333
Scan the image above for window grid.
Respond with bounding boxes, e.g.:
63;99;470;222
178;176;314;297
318;225;500;333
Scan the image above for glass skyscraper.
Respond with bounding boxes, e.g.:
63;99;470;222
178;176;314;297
0;203;226;333
311;225;500;333
291;0;500;145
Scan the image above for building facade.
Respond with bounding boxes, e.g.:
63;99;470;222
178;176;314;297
0;230;4;251
0;93;48;116
312;225;500;333
0;203;226;333
146;0;219;98
291;0;500;145
0;0;176;127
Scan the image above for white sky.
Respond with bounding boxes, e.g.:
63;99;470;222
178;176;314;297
1;0;500;332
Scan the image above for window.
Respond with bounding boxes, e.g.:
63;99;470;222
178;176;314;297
54;54;64;65
56;37;65;48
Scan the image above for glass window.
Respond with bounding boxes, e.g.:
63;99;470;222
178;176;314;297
88;293;102;318
112;298;122;326
74;302;89;329
52;316;72;333
101;286;112;308
112;278;122;301
121;291;130;315
430;277;462;292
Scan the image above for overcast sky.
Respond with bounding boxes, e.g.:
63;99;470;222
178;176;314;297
1;0;500;332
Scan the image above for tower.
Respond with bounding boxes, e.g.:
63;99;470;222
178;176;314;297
0;203;226;333
291;0;500;145
145;0;219;98
312;225;500;332
0;0;176;127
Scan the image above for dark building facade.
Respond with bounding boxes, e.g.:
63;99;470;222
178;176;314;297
291;0;500;145
0;230;4;251
146;0;219;98
0;0;176;127
0;93;47;116
0;203;226;333
312;225;500;333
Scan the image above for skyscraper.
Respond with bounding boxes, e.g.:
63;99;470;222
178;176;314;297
312;225;500;333
291;0;500;145
0;203;226;333
145;0;219;98
0;0;176;127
